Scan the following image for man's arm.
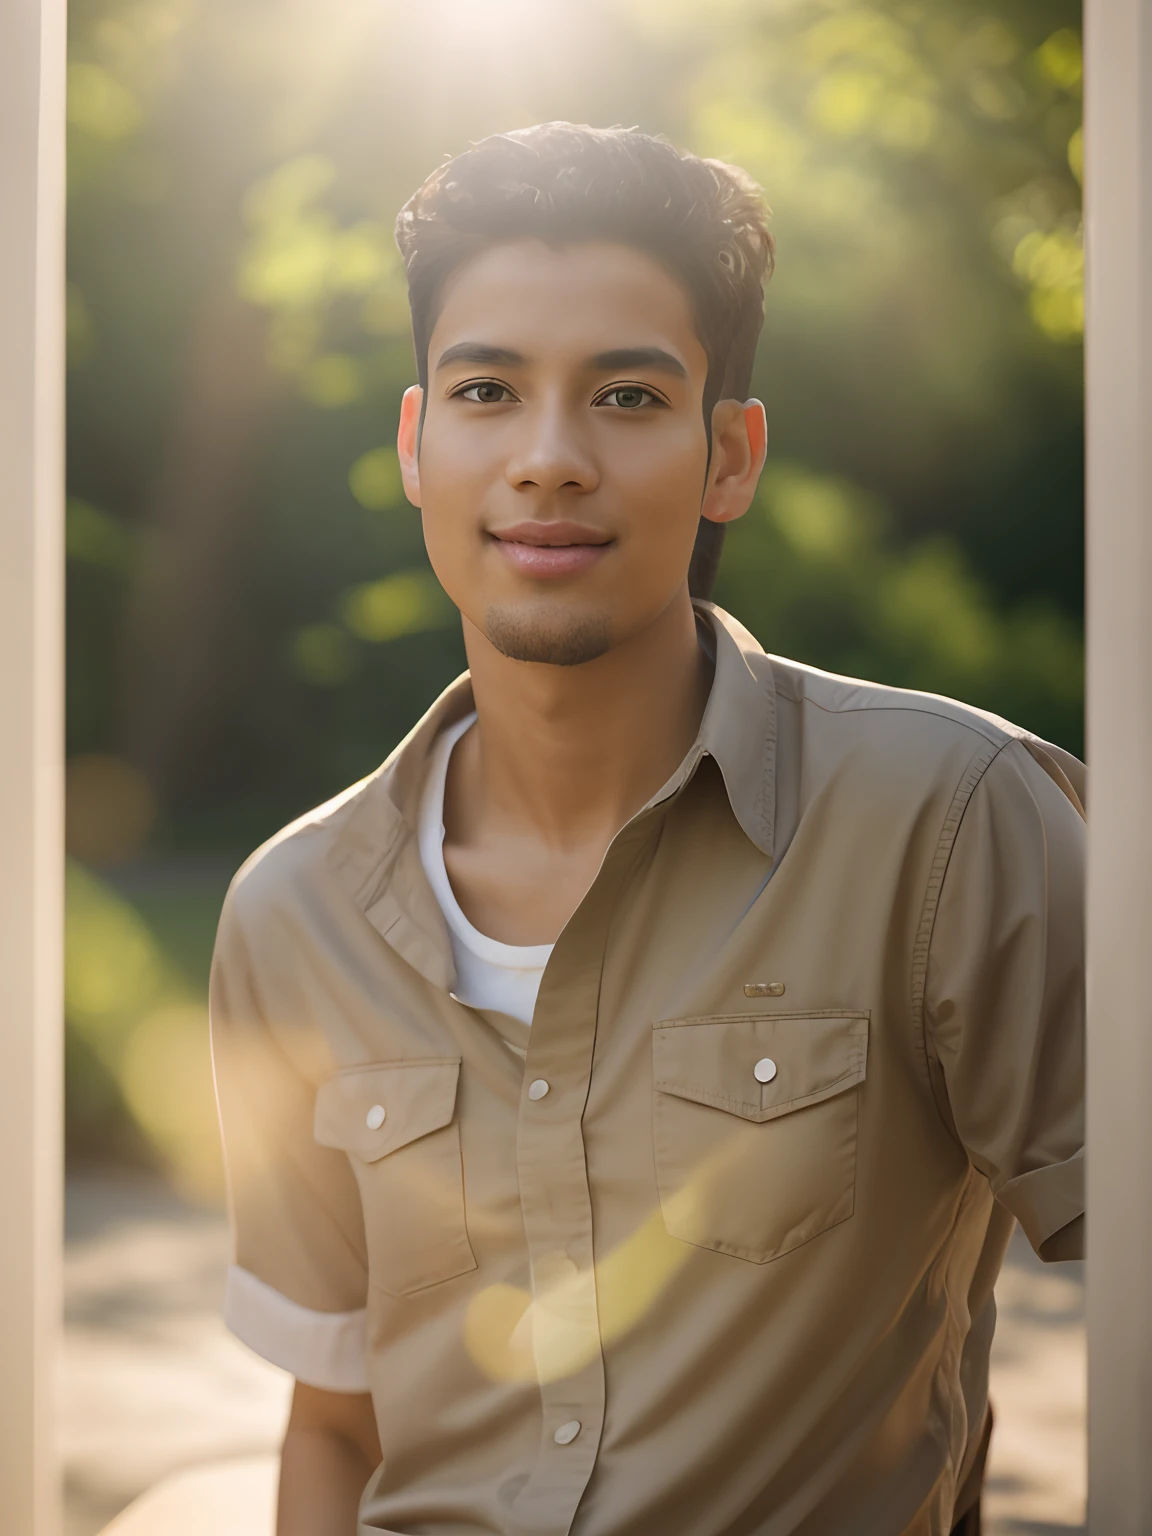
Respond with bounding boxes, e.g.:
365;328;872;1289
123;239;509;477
924;738;1085;1260
210;883;378;1532
278;1382;381;1536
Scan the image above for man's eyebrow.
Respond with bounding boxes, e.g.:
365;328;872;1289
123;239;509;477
435;342;526;371
588;347;688;378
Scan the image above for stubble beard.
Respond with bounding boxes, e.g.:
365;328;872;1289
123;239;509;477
483;603;612;667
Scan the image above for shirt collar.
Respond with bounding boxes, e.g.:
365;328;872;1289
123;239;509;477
688;601;777;860
329;601;777;945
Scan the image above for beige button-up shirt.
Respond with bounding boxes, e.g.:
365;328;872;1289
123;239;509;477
211;603;1085;1536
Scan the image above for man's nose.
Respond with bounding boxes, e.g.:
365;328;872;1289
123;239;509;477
504;402;599;495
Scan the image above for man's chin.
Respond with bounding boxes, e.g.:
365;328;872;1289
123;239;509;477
483;603;612;667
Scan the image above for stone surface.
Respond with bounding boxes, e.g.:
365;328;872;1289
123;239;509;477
64;1173;1084;1536
64;1173;290;1536
97;1458;277;1536
983;1234;1086;1533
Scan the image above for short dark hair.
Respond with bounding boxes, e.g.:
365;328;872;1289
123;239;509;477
394;123;775;597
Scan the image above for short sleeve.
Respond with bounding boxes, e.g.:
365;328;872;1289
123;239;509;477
924;738;1085;1260
210;878;370;1389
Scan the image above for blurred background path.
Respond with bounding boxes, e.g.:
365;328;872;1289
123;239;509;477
63;1170;1084;1536
63;1174;290;1536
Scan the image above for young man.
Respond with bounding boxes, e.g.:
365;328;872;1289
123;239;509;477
211;124;1084;1536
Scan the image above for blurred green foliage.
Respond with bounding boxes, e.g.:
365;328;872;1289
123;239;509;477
717;463;1081;746
64;0;1083;1178
65;862;227;1193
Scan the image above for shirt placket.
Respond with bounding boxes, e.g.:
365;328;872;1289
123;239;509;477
508;821;651;1536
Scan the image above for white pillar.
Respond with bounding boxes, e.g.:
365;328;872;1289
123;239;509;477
1084;1;1152;1530
0;1;66;1532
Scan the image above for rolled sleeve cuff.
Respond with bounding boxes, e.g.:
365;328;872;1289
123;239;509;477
996;1148;1084;1258
224;1265;370;1392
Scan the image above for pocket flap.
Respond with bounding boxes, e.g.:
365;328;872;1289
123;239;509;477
314;1059;461;1163
653;1011;868;1123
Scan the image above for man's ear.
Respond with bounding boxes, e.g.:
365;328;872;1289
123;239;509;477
701;399;767;525
397;385;423;508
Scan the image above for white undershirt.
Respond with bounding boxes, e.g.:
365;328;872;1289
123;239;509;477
417;712;553;1026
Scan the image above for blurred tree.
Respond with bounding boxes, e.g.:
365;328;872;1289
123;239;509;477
120;286;282;801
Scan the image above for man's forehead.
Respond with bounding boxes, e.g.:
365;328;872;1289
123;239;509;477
429;237;707;370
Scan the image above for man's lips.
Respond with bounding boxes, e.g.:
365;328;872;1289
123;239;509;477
488;521;613;578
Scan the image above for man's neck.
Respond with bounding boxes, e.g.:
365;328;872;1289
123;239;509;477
458;590;711;849
440;591;711;946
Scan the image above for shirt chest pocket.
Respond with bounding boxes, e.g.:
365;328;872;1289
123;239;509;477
652;1011;869;1265
314;1059;477;1298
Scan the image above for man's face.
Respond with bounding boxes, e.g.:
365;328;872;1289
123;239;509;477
401;239;717;666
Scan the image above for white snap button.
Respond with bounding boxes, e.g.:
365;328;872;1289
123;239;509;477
754;1057;777;1084
553;1419;581;1445
528;1079;550;1101
365;1104;386;1130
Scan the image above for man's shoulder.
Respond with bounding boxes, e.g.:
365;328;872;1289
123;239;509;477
224;672;473;937
223;767;392;938
770;651;1009;738
758;649;1084;809
713;603;1027;765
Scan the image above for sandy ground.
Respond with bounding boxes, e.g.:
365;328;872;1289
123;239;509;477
63;1172;1084;1536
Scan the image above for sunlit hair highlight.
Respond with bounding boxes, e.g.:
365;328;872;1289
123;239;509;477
395;122;775;597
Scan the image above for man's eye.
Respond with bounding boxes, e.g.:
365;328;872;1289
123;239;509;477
595;385;659;410
456;381;515;404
